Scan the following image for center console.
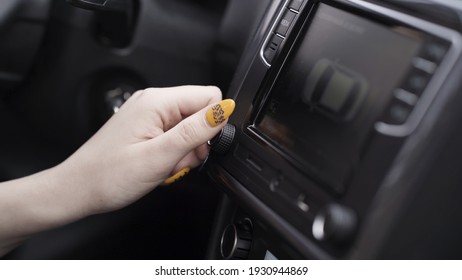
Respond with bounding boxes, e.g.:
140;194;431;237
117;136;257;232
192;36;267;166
206;0;462;259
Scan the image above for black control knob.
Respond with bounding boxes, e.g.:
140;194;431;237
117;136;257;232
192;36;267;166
220;220;253;259
208;124;235;155
312;203;357;243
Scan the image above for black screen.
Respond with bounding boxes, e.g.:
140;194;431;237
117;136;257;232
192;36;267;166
255;4;422;190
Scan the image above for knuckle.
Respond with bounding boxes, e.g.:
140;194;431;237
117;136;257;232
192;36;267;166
208;86;222;99
177;121;200;147
131;90;144;99
134;88;162;101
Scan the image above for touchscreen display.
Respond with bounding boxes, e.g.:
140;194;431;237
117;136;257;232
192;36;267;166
255;4;422;190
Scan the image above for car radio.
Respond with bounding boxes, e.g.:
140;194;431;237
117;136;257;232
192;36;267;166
207;0;461;258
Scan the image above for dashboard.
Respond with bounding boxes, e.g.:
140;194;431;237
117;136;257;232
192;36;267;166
2;0;462;260
205;0;462;259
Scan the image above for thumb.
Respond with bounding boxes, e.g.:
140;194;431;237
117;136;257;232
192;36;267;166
152;99;236;165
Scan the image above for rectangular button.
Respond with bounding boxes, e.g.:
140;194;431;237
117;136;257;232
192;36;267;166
381;98;413;125
402;68;431;96
245;156;263;172
412;57;436;74
296;193;310;212
288;0;305;11
264;34;284;64
420;40;449;64
393;88;418;106
234;145;273;184
276;10;297;37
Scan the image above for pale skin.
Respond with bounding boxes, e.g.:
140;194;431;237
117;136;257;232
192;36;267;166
0;85;228;256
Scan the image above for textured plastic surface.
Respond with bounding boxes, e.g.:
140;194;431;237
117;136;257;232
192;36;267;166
211;124;236;155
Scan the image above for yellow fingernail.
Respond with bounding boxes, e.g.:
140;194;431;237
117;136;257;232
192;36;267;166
206;99;236;127
164;167;191;184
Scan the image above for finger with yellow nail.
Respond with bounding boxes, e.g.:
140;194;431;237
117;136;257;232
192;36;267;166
206;99;236;127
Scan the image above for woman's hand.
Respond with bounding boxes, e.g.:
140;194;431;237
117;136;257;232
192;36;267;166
58;85;235;214
0;85;235;255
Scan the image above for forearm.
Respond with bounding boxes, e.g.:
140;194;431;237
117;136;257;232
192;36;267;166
0;164;91;256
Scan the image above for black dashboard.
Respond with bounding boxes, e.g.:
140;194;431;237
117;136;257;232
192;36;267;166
2;0;462;260
205;0;462;259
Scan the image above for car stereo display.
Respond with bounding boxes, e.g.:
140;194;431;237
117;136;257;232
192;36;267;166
254;3;423;190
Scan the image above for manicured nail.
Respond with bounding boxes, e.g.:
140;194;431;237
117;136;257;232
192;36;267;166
206;99;236;127
164;167;191;184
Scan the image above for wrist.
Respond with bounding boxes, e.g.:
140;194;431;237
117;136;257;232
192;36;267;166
1;164;93;235
0;164;94;255
47;161;98;221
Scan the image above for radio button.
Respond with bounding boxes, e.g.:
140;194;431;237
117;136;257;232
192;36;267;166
393;88;418;106
402;68;431;96
269;176;282;192
312;204;357;243
264;34;284;64
382;98;413;125
412;57;437;74
296;193;310;212
276;9;297;37
420;41;449;63
288;0;305;11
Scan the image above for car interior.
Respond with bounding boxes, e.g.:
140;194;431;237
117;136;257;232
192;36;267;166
1;0;462;259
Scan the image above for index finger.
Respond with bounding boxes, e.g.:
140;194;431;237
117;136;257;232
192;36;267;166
144;85;222;114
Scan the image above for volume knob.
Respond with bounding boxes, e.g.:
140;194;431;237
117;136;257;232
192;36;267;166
220;220;253;260
312;203;357;243
208;124;235;155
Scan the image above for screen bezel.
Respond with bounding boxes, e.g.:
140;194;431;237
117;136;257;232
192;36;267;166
245;0;449;192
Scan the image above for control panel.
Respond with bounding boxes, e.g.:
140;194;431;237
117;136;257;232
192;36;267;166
207;0;462;259
262;0;307;66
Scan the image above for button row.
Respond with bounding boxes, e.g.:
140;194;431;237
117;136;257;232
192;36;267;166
234;143;317;215
380;40;449;125
263;0;306;65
